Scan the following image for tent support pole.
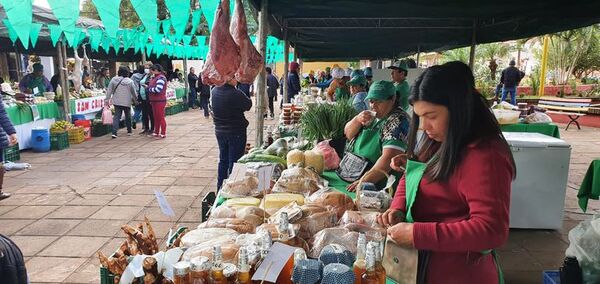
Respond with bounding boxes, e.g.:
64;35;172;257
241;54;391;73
538;35;549;97
183;58;189;105
416;45;421;67
15;52;23;81
255;0;269;147
468;18;477;70
283;38;290;104
57;41;70;121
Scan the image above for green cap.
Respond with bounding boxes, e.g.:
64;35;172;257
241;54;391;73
325;67;331;72
347;75;367;87
365;80;396;101
388;60;408;72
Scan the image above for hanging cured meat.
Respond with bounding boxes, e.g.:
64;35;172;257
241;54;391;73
230;0;263;84
201;0;241;86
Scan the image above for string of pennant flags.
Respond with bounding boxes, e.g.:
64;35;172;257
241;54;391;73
0;0;292;62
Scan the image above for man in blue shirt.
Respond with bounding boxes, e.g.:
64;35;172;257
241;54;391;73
18;63;52;95
347;75;369;112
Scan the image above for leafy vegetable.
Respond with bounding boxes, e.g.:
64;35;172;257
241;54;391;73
300;99;358;141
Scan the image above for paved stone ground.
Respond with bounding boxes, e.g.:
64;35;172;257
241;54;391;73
0;106;599;283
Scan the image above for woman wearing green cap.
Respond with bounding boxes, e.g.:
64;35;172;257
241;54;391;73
323;80;410;193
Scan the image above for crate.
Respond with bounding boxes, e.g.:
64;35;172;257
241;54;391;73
165;106;175;116
543;270;560;284
50;132;70;151
92;123;111;137
68;127;85;144
2;143;20;162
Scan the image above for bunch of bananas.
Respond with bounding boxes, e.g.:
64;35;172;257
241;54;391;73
50;120;74;133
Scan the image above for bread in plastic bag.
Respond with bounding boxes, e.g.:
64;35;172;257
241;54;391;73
356;189;392;212
181;228;239;248
272;166;323;196
211;206;237;219
295;209;338;240
257;223;301;241
182;240;240;263
316;140;341;170
524;112;552;124
565;214;600;284
338;210;378;227
268;201;304;224
197;218;255;234
220;176;260;198
262;193;306;215
309;227;384;258
211;206;269;226
306;188;356;219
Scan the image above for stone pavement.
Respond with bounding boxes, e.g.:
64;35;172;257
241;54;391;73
0;106;598;283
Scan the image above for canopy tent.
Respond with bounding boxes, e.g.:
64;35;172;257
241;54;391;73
249;0;600;61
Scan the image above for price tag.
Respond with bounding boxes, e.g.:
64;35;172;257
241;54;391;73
154;190;175;217
256;165;275;192
33;87;39;95
229;163;247;182
251;242;296;282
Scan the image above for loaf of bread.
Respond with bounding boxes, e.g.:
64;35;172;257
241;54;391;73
181;228;239;247
198;218;255;234
295;210;338;240
306;190;355;219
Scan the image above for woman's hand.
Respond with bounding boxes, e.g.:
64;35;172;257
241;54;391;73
377;208;405;227
356;110;375;126
387;223;415;248
346;180;359;192
390;154;407;172
8;134;18;146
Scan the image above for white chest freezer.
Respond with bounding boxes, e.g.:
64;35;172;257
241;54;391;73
503;132;571;229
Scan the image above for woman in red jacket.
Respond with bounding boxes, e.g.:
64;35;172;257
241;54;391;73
145;64;168;138
378;61;516;284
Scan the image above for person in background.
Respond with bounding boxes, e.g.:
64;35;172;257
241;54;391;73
105;66;138;139
500;60;525;106
266;67;279;119
198;74;211;118
347;75;369;112
364;67;374;92
96;67;111;89
326;67;349;101
307;70;317;84
136;62;154;134
146;64;168;138
211;76;252;189
187;67;199;109
286;62;301;103
131;65;146;130
18;63;52;95
317;70;327;83
378;61;515;283
237;83;252;98
50;73;60;93
0;98;17;200
325;67;332;80
0;234;28;283
388;60;410;112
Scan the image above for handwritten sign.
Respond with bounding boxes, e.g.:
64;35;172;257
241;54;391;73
229;163;248;182
154;190;175;217
73;97;106;115
257;165;275;193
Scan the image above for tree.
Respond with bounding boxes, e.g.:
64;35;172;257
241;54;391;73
572;31;600;79
441;47;470;64
515;38;531;67
546;25;596;85
479;42;511;81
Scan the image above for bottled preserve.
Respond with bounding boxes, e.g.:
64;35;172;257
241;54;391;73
277;212;294;284
237;247;252;284
209;245;227;284
367;241;386;284
361;247;380;284
190;256;211;284
353;233;367;284
173;261;192;284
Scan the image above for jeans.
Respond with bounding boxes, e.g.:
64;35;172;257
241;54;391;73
268;95;275;115
502;86;517;105
113;105;132;135
133;104;142;123
200;96;210;117
216;133;247;189
151;101;167;136
141;99;154;132
188;87;198;107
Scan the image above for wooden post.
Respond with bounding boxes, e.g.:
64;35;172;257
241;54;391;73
468;18;478;70
141;51;147;63
254;0;268;147
538;35;550;97
183;58;189;105
416;45;421;67
283;39;290;103
57;41;70;121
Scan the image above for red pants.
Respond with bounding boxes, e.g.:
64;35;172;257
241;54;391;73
150;101;167;135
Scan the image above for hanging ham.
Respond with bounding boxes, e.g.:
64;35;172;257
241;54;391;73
201;0;241;86
230;0;263;84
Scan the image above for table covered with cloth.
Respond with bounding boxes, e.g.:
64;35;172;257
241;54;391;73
6;103;61;150
500;122;560;138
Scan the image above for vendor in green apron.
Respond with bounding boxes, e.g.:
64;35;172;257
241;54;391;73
377;61;516;284
388;60;410;112
323;80;410;194
18;63;53;96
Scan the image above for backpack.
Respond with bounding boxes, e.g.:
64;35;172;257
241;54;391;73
0;235;27;284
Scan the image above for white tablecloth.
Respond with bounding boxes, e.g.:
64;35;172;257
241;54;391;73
14;119;56;150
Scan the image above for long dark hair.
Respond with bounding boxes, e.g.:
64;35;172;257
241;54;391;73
407;61;515;181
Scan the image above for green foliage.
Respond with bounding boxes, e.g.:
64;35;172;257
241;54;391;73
441;47;470;64
300;100;358;141
546;25;597;85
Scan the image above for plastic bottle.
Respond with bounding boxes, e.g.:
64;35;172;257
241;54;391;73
361;245;380;284
560;256;582;284
353;233;367;284
209;245;227;284
367;242;386;284
237;247;252;284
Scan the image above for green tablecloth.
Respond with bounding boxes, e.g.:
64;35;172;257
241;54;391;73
6;103;61;125
578;159;600;212
501;123;560;139
175;88;186;99
322;170;356;199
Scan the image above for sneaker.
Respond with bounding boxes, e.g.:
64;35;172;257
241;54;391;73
111;134;117;139
139;130;147;135
132;123;137;129
0;192;11;201
159;134;166;139
148;133;158;138
127;132;132;136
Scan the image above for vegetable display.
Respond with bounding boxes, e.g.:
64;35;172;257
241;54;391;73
300;99;357;142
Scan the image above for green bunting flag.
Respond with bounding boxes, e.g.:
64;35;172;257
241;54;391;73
70;27;87;48
91;0;121;39
145;43;154;56
101;35;113;54
46;24;63;47
200;0;218;32
2;20;19;45
154;43;165;56
29;23;43;48
47;0;80;46
130;0;158;35
191;9;202;35
88;28;103;51
182;35;193;46
164;0;190;41
195;35;207;46
0;0;33;49
160;19;172;35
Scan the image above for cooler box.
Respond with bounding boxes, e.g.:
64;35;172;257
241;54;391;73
503;132;571;229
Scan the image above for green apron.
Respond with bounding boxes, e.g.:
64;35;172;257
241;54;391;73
334;87;350;101
403;159;505;284
28;77;47;96
352;118;385;165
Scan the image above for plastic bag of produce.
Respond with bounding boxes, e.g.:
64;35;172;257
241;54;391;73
309;227;384;258
524;112;552;124
306;188;356;219
316;140;341;170
295;210;338;240
356;187;392;212
566;215;600;284
272;166;323;196
338;210;378;226
220;176;261;198
210;206;268;227
197;218;256;234
268;201;304;224
102;106;113;125
182;240;240;263
181;228;239;248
